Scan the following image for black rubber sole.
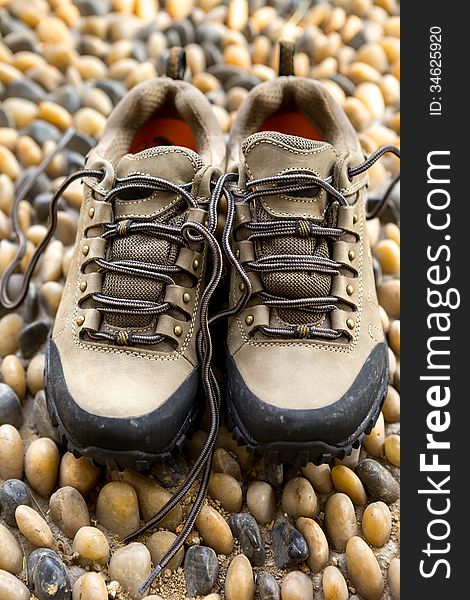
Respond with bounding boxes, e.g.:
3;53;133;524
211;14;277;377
45;384;201;472
225;372;388;467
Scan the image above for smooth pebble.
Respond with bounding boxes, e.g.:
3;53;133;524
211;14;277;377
355;459;400;504
296;517;329;573
282;477;318;519
15;504;54;548
95;482;140;538
0;314;24;357
324;492;358;551
26;353;45;396
0;383;22;428
73;526;110;566
50;486;90;538
225;554;254;600
59;452;101;497
0;523;23;574
146;530;184;571
0;424;23;480
0;569;30;600
322;565;349;600
0;479;31;526
362;501;392;547
246;480;276;524
195;505;234;555
301;463;334;494
109;543;151;600
208;472;242;513
384;434;400;467
280;571;313;600
346;536;384;600
73;572;107;600
363;412;385;457
388;557;400;599
25;437;60;496
331;465;368;505
184;545;219;598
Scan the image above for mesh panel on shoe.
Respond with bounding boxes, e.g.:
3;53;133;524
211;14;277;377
102;202;185;329
243;131;325;154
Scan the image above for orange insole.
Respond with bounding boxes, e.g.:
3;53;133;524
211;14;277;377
130;116;198;154
258;112;324;140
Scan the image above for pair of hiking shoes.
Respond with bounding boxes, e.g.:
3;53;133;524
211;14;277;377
1;45;398;588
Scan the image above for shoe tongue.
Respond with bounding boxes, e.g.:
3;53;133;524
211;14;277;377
114;146;203;218
242;132;338;220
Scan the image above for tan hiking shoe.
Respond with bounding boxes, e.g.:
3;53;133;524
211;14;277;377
224;75;392;465
14;76;225;470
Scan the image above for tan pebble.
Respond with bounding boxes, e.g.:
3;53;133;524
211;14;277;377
74;55;108;81
251;64;276;81
384;15;400;37
314;32;342;63
364;124;397;148
388;319;400;356
363;412;385;457
26;354;45;396
343;97;372;131
185;43;206;75
225;554;254;600
166;0;193;19
193;72;220;94
0;147;20;181
146;531;184;571
42;45;78;70
325;6;346;32
55;211;77;246
18;200;31;234
0;314;24;357
293;52;310;78
147;31;167;59
0;569;30;600
227;87;248;112
96;482;140;538
74;108;106;138
38;101;73;131
0;523;23;574
325;492;357;551
106;39;133;65
390;59;400;80
109;58;139;80
200;596;221;600
346;536;384;600
301;462;333;494
246;481;276;524
16;135;42;167
380;74;400;106
83;88;113;117
378;279;400;318
26;65;63;93
25;437;60;496
213;447;241;480
0;42;12;64
26;224;48;245
252;36;271;64
375;0;397;14
384;222;400;246
224;44;251;69
135;0;158;18
341;14;362;43
55;2;81;26
73;526;110;566
0;355;26;401
366;217;381;247
252;6;277;29
359;133;378;154
0;129;18;151
0;174;14;215
380;37;400;63
126;62;158;89
322;565;348;600
72;572;108;600
109;543;151;599
382;386;400;423
15;505;54;548
12;51;46;72
41;239;64;282
227;0;248;30
212;105;230;133
281;570;313;600
319;80;345;106
362;501;391;547
216;426;255;471
282;477;318;519
388;348;397;382
43;140;66;179
60;177;83;209
0;424;24;480
373;236;400;274
351;0;372;17
208;473;242;513
354;83;385;120
311;57;337;79
37;16;71;44
81;15;109;38
379;305;390;334
388;557;400;599
50;486;91;538
356;43;388;73
65;65;83;89
195;505;234;555
19;240;36;274
0;209;11;240
331;465;367;505
384;434;400;467
113;469;182;531
59;452;101;497
112;0;134;12
296;517;328;573
2;98;38;129
0;64;23;85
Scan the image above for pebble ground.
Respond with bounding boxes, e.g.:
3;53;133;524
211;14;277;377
0;0;400;599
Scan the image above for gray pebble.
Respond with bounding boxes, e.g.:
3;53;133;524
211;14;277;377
229;513;265;567
65;131;95;157
95;80;126;106
0;479;31;527
271;520;309;570
28;548;72;600
33;391;59;443
184;545;219;598
0;275;38;321
0;107;13;128
330;73;356;96
78;36;110;59
75;0;111;16
67;151;86;171
257;572;280;600
131;40;148;63
348;30;369;51
225;73;261;91
0;384;22;429
18;321;50;359
16;168;51;200
355;459;400;504
373;257;383;288
50;85;82;114
6;80;46;103
25;120;61;145
201;41;223;67
196;23;226;45
4;30;35;54
33;193;54;223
